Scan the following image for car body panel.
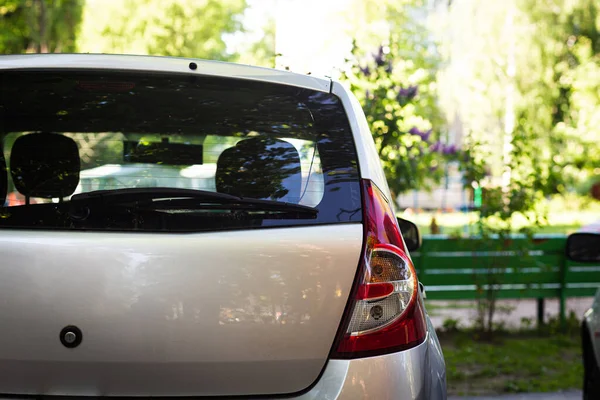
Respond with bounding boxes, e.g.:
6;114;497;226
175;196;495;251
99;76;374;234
296;332;446;400
0;225;362;396
584;288;600;364
0;54;331;93
330;81;392;205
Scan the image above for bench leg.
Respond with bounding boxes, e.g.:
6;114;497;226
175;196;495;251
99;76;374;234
537;298;545;328
560;294;566;330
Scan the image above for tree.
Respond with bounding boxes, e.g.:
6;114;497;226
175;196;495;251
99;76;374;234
435;0;600;332
515;0;600;196
0;0;83;54
77;0;248;61
233;15;277;68
341;0;455;196
438;0;600;199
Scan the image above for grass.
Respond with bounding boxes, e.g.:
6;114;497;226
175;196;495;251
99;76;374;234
441;331;583;396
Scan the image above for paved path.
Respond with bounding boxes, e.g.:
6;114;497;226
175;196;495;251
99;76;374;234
428;298;592;330
449;390;582;400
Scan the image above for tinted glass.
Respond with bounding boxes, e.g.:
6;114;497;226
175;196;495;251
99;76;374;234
0;70;361;232
566;233;600;262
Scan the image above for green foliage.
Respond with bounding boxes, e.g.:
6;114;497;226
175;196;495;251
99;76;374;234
342;44;444;195
466;229;535;335
541;311;582;337
342;16;456;195
1;0;274;65
0;0;28;53
442;317;460;332
439;0;600;331
77;0;247;60
519;317;533;330
0;0;83;54
516;0;600;195
441;0;600;201
233;15;277;68
340;0;464;196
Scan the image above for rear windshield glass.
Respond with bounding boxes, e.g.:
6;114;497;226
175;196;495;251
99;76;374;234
0;70;361;232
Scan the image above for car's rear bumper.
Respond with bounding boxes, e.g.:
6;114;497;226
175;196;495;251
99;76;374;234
294;324;446;400
0;331;445;400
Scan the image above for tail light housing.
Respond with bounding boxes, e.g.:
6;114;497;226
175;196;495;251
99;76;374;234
331;179;427;359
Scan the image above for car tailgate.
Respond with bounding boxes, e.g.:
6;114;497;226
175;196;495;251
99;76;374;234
0;224;362;396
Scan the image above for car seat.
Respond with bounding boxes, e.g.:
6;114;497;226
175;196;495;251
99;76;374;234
215;137;302;203
0;152;6;207
10;132;80;204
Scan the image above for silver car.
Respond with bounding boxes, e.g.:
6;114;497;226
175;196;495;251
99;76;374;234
0;54;446;399
569;232;600;399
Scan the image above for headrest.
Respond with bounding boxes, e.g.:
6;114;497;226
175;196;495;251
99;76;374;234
10;133;80;199
0;153;6;206
216;137;302;202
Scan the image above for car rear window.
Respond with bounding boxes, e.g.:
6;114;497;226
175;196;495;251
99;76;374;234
0;70;362;232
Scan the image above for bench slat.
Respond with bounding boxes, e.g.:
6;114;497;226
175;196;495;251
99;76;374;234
421;271;561;286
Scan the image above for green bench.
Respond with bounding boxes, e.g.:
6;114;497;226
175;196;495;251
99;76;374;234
411;234;600;325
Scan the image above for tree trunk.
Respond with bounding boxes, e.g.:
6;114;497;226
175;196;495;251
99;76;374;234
486;286;496;335
38;0;49;53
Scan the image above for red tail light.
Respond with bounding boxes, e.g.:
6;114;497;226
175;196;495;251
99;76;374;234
331;179;427;359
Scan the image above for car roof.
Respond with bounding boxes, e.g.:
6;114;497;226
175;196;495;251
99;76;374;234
579;220;600;233
0;54;332;93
